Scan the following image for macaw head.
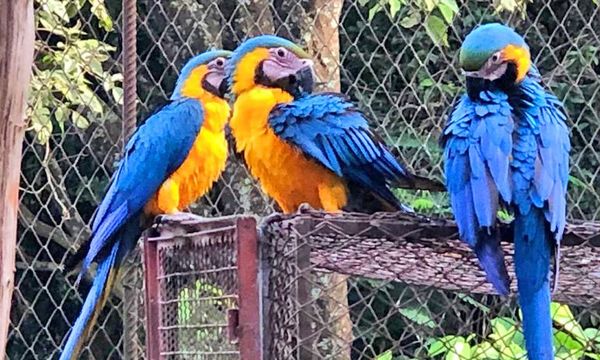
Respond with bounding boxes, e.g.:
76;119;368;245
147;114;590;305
171;49;233;100
227;35;314;98
459;23;531;83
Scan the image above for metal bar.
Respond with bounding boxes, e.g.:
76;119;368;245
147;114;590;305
236;217;262;360
156;266;237;280
122;0;137;143
143;232;161;360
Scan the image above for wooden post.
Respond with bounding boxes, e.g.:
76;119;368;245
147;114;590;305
0;1;35;359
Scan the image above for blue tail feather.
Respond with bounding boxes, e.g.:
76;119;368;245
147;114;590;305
60;218;142;360
60;240;120;360
474;229;510;296
514;208;554;359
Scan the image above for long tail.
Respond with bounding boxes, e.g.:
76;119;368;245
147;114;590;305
474;229;510;296
514;208;554;359
59;241;121;360
60;220;141;360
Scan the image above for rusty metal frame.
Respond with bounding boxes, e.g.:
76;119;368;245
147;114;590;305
143;216;262;359
236;217;263;360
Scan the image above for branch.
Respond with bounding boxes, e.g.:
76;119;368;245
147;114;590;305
18;204;74;251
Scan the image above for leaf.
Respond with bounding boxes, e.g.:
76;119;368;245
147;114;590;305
472;341;500;359
425;15;449;46
54;106;70;131
88;59;104;77
423;0;438;12
551;303;587;343
457;294;490;313
112;87;124;105
584;328;600;344
44;0;69;22
554;331;585;352
389;0;402;18
428;336;463;356
399;10;421;28
89;0;114;31
419;78;435;88
438;0;459;24
445;338;471;360
72;111;90;129
398;306;435;328
412;197;434;211
375;350;393;360
368;3;383;21
568;175;588;189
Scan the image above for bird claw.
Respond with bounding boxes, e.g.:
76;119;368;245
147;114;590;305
154;212;202;225
297;203;314;214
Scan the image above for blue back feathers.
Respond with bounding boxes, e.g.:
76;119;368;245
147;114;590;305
269;93;413;210
171;50;232;100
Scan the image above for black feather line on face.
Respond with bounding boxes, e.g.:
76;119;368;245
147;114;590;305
465;62;519;100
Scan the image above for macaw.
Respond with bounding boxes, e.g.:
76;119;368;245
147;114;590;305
442;23;570;359
59;50;232;360
227;35;441;214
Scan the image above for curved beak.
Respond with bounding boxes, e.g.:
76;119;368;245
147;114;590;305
275;59;314;96
204;68;228;98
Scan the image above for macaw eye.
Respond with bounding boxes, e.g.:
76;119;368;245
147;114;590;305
491;52;501;63
215;58;225;67
276;48;286;58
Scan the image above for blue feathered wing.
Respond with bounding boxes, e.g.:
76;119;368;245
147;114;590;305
60;98;204;360
441;90;514;295
269;93;415;211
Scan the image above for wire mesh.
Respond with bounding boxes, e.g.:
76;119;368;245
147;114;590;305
9;0;600;359
260;210;600;359
143;216;261;359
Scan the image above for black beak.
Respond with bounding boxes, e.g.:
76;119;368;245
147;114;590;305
273;65;314;98
294;65;314;95
218;78;228;98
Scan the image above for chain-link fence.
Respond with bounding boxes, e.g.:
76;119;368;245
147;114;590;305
9;0;600;359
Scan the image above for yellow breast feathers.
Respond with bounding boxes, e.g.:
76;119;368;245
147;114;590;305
145;65;230;215
230;86;347;213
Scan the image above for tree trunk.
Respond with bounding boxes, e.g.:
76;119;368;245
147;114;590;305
304;1;352;359
0;2;35;359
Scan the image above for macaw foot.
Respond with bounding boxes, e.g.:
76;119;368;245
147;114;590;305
154;211;203;225
296;203;315;214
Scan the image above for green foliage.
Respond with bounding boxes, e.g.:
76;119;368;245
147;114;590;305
360;0;460;46
394;189;451;216
177;280;234;355
427;302;600;359
29;0;122;144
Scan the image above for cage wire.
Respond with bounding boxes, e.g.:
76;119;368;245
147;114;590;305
8;0;600;359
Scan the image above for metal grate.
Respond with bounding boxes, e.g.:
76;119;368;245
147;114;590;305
144;216;260;360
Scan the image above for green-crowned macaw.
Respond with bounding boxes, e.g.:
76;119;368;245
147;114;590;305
60;50;232;360
441;23;570;359
227;35;442;214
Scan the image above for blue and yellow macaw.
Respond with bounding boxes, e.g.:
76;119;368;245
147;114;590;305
442;23;570;359
227;35;441;214
60;50;232;360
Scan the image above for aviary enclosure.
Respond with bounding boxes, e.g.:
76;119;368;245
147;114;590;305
5;0;600;359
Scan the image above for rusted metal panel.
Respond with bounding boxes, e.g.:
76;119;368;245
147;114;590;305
236;217;262;360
